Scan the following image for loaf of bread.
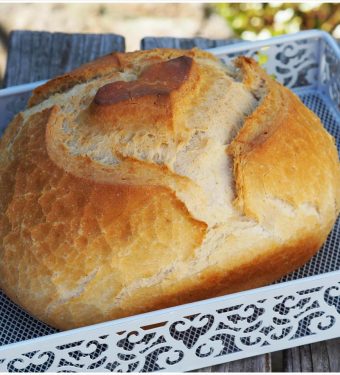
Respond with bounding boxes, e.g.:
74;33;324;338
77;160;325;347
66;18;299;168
0;48;339;330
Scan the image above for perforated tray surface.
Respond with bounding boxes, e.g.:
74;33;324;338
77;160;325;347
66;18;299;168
1;89;339;348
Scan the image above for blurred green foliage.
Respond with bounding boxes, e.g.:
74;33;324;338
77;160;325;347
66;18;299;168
213;3;340;40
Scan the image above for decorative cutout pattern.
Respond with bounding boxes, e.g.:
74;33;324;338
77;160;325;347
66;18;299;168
320;40;340;109
1;281;340;372
220;38;319;89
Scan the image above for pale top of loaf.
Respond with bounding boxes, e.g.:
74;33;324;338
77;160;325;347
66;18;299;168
0;48;339;330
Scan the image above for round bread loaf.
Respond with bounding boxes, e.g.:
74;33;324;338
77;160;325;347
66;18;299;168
0;48;339;330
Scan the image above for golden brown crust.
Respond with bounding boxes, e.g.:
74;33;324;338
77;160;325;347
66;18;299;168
100;232;324;325
229;57;340;225
93;55;195;105
88;55;200;136
0;49;339;330
28;53;123;107
28;48;217;108
0;108;206;328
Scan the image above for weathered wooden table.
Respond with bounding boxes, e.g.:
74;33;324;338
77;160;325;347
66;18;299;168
2;30;340;372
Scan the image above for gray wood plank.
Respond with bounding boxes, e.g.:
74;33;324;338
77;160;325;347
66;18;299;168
194;354;271;372
283;339;340;372
4;30;125;87
326;338;340;371
140;36;270;373
141;36;240;50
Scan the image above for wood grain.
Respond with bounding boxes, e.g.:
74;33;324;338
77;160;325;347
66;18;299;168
141;36;239;50
283;339;340;372
193;354;272;372
3;30;125;87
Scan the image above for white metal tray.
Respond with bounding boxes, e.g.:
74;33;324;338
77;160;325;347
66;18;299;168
0;30;339;372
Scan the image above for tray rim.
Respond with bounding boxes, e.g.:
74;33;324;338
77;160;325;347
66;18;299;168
207;29;340;58
0;29;339;356
1;269;340;353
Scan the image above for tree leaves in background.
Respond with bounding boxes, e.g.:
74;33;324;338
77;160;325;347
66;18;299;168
212;3;340;40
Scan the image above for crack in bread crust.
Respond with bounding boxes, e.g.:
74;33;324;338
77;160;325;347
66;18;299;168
0;49;339;330
41;51;262;226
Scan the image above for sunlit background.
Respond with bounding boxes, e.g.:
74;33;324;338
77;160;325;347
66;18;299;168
215;3;339;40
0;2;339;86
